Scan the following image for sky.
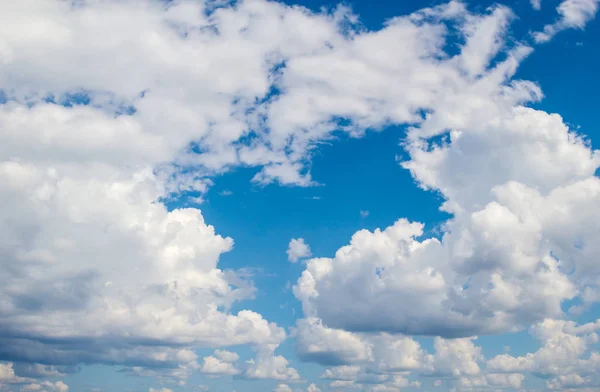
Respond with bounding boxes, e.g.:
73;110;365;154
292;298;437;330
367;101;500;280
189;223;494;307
0;0;600;391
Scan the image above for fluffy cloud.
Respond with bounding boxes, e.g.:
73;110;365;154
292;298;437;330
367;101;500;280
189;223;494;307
2;0;599;389
534;0;599;42
298;331;531;391
487;318;600;390
0;362;33;384
307;384;321;392
287;238;312;263
0;362;71;392
273;384;292;392
200;350;241;376
295;318;372;365
20;381;69;392
287;1;600;390
242;349;300;381
295;20;600;339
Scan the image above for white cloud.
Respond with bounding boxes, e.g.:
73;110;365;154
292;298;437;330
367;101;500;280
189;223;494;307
487;318;600;389
287;238;312;263
531;0;542;10
307;384;321;392
200;350;241;376
295;80;599;340
321;365;361;381
0;362;34;384
534;0;599;42
149;388;173;392
295;317;372;365
286;3;600;391
273;384;292;392
242;349;301;381
20;381;69;392
1;0;598;388
214;350;240;364
359;210;369;218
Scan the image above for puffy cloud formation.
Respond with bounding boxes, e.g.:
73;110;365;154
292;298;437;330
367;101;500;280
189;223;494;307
307;384;321;392
0;362;69;392
294;4;600;340
488;319;600;390
534;0;599;42
273;384;293;392
242;348;301;381
287;238;312;263
1;0;599;390
0;363;32;385
293;329;538;391
287;0;600;391
21;381;69;392
199;350;241;376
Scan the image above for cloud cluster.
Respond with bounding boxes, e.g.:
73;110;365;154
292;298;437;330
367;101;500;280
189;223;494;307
287;238;312;263
294;0;600;339
1;0;599;390
488;319;600;390
0;362;69;392
295;319;600;391
289;0;600;391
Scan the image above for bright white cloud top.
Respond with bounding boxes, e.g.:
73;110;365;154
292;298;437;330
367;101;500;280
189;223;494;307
287;238;312;262
0;0;599;391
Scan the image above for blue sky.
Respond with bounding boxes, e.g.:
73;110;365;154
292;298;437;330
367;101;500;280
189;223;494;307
1;0;600;392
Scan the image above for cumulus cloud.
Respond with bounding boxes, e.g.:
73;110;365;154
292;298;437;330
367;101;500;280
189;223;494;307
307;384;321;392
487;318;600;390
242;349;301;381
0;362;33;384
294;8;600;336
286;0;600;390
200;350;241;376
534;0;599;42
295;331;530;391
1;0;598;389
273;384;292;392
287;238;312;263
295;317;372;365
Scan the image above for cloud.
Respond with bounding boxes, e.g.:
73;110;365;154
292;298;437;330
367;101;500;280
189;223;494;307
307;384;321;392
200;351;241;376
1;0;598;389
287;4;600;392
11;364;71;379
487;318;600;389
0;363;71;392
531;0;542;10
295;330;531;391
287;238;312;263
0;362;33;384
295;318;372;365
534;0;599;42
273;384;292;392
359;210;369;218
242;348;300;381
294;12;600;336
